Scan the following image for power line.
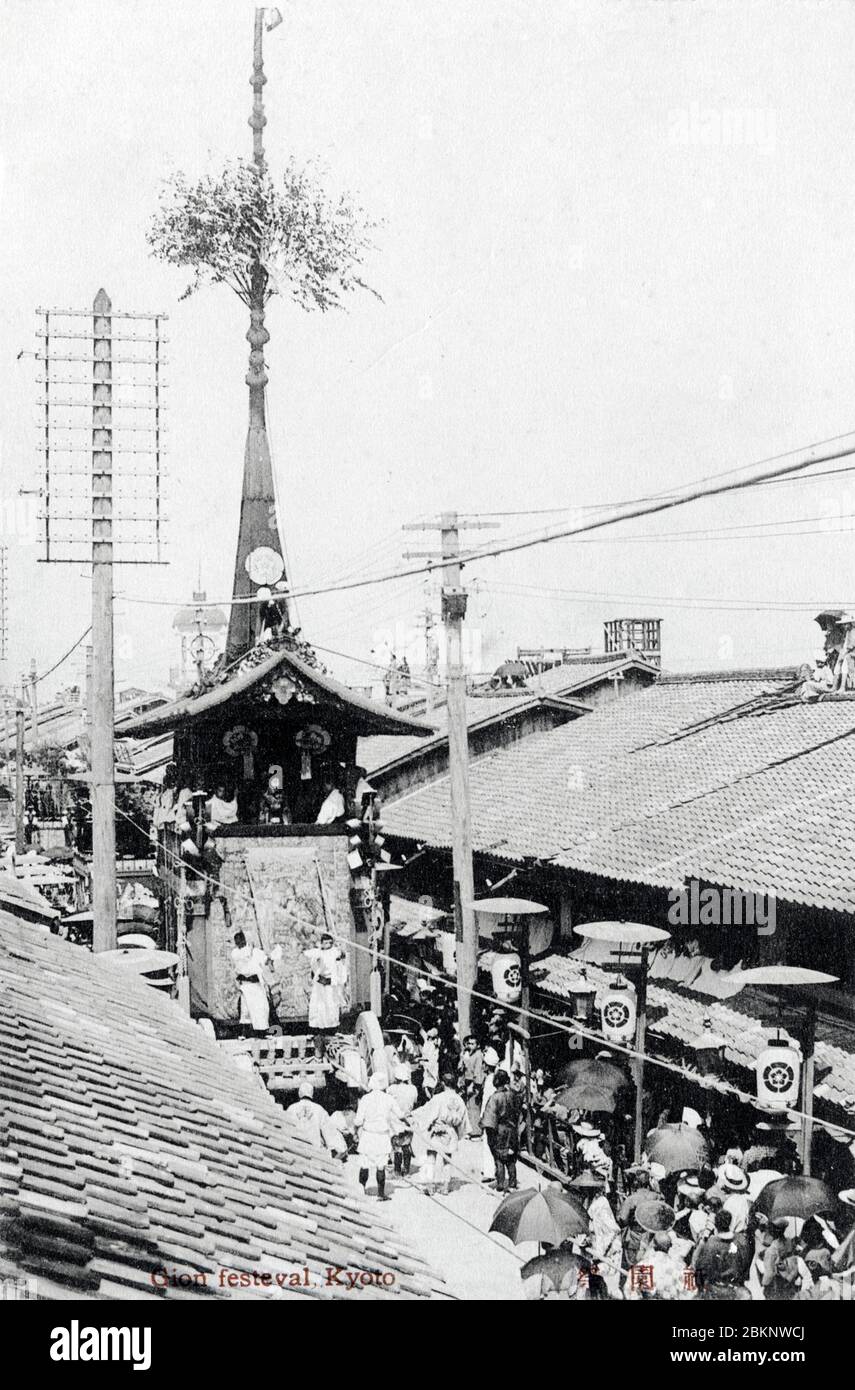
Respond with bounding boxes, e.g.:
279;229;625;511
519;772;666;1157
118;434;855;612
486;581;843;615
112;805;855;1143
34;626;92;685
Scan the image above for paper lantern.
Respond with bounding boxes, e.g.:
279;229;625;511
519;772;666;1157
567;970;597;1024
756;1038;801;1112
491;950;522;1004
600;977;636;1044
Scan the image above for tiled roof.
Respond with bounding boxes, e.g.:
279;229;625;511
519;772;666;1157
117;645;433;741
0;873;59;923
534;952;855;1112
359;693;587;776
0;918;441;1300
523;653;660;697
382;672;855;914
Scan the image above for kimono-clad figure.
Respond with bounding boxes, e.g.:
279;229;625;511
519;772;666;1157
284;1082;346;1158
231;931;279;1034
479;1048;500;1181
355;1073;402;1200
458;1036;485;1135
586;1188;623;1298
412;1075;470;1194
304;932;349;1032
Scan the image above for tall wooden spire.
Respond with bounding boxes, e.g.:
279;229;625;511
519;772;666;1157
226;7;289;661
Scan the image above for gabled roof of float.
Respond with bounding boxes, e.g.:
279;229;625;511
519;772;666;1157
115;643;433;740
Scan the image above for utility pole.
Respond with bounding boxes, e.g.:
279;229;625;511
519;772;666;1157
800;1001;817;1176
403;512;498;1035
35;291;166;954
15;690;25;854
29;657;38;745
417;597;440;716
90;289;117;954
2;694;10;787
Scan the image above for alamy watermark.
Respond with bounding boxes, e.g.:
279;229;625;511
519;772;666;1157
667;879;776;936
668;103;777;154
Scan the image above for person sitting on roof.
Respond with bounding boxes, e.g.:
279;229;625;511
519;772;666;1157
800;651;835;701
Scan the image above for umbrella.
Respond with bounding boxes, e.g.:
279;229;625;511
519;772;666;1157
645;1124;709;1174
730;966;838;987
574;921;671;947
556;1081;618;1114
520;1248;585;1293
747;1169;784;1200
634;1197;675;1233
558;1058;627;1093
100;949;178;974
753;1176;836;1222
489;1187;589;1246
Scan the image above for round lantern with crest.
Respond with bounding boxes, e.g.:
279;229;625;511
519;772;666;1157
222;723;259;779
294;723;331;780
600;976;637;1044
756;1038;802;1112
729;966;839;1144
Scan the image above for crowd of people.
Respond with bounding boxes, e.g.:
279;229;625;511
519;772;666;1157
273;1002;855;1301
522;1149;855;1302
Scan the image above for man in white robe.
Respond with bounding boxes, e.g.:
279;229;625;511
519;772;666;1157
231;931;276;1034
316;781;345;825
355;1073;401;1200
284;1082;346;1159
304;933;348;1032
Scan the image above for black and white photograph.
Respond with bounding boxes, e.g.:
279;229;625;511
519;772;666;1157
1;0;854;1358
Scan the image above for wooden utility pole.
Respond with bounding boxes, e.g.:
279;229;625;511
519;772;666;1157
29;658;38;745
15;692;25;854
403;512;498;1036
90;288;117;954
422;601;439;717
800;1001;817;1176
2;694;10;786
35;292;165;947
632;947;650;1164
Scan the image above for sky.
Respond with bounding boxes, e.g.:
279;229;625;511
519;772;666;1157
3;0;855;699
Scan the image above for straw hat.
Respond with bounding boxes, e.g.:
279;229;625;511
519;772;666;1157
572;1122;604;1139
718;1162;749;1193
297;1081;314;1099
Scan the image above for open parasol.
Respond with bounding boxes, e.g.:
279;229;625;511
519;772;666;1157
556;1081;619;1114
645;1123;709;1174
574;921;671;947
753;1176;836;1221
558;1057;628;1093
470;897;549;917
729;966;839;988
489;1187;589;1246
634;1197;676;1233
